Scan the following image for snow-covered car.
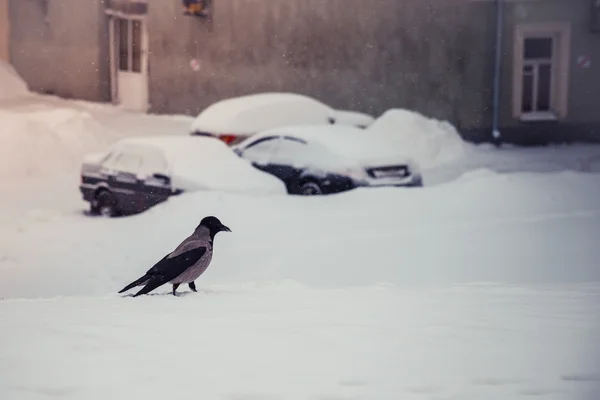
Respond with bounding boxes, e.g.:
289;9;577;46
79;136;286;216
189;92;375;145
231;125;423;195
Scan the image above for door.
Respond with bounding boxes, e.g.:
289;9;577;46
109;16;149;111
100;150;143;212
136;145;173;207
267;137;309;182
238;136;281;174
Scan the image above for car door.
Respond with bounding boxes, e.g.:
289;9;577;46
136;146;173;208
100;150;143;212
266;136;310;183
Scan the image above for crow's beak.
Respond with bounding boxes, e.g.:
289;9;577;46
221;225;231;232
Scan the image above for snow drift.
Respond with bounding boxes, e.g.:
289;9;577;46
0;61;31;101
367;108;468;169
2;169;600;299
0;107;116;181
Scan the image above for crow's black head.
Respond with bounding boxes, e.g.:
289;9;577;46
198;216;231;238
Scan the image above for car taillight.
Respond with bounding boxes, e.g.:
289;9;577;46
219;134;237;145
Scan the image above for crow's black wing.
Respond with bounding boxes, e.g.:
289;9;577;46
147;246;207;281
132;246;207;297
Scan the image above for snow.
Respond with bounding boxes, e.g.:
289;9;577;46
0;107;116;181
332;109;375;127
0;61;31;101
243;124;420;176
190;92;334;135
367;108;468;169
3;169;600;298
2;93;600;400
2;285;599;400
108;136;287;195
190;92;374;135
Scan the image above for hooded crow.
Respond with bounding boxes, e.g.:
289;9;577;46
118;216;231;297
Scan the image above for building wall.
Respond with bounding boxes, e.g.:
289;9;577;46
8;0;110;101
147;0;496;134
0;0;9;61
497;0;600;144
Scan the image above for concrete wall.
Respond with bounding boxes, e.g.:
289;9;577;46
8;0;110;101
0;0;9;61
496;0;600;144
147;0;496;133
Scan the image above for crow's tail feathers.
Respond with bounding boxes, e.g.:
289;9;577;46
118;275;150;294
132;276;169;297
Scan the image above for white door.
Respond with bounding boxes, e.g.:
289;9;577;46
109;16;148;112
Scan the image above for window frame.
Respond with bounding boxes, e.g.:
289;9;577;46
512;22;571;122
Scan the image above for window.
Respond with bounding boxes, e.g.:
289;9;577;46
521;37;553;114
270;137;309;165
117;18;142;73
114;153;142;174
240;137;279;165
131;20;142;73
270;137;332;169
118;18;129;71
513;23;571;121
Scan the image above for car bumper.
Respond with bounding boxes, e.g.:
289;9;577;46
79;184;96;202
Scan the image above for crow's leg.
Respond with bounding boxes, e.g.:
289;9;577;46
172;283;180;296
189;281;197;292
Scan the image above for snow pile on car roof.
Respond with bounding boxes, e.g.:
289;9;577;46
256;124;417;168
0;61;32;101
0;107;115;181
367;109;468;169
190;92;332;135
116;136;287;195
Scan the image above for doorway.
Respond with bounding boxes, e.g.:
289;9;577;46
109;15;149;111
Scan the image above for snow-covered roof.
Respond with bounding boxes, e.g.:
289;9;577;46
189;92;335;135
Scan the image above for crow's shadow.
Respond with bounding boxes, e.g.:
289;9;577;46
120;290;204;298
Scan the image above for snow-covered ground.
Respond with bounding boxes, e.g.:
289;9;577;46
2;63;600;399
2;285;600;400
2;168;600;399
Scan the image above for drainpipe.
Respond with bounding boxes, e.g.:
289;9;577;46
491;0;504;144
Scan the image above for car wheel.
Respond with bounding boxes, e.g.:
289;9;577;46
299;181;323;196
96;191;118;217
